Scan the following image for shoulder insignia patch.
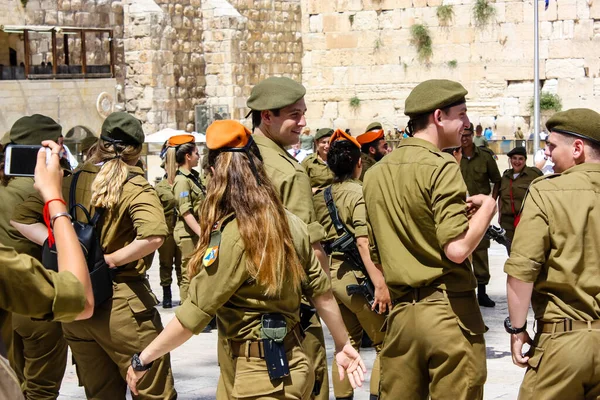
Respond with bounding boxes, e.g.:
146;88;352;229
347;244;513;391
179;191;189;198
202;230;222;267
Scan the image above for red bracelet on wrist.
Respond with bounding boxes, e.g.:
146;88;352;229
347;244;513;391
43;198;67;247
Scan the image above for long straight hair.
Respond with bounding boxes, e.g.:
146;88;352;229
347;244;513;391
188;144;305;297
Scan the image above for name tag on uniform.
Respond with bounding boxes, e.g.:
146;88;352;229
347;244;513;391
203;230;221;267
179;191;189;198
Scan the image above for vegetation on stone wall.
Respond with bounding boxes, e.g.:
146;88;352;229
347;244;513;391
410;24;433;63
350;96;361;110
374;37;383;51
21;0;28;7
437;5;455;26
349;14;355;25
473;0;496;27
530;92;563;113
447;60;457;69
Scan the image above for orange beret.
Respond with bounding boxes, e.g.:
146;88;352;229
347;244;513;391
167;134;195;147
329;129;360;149
206;120;251;150
356;129;384;145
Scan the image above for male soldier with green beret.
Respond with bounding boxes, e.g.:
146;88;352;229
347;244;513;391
301;128;335;193
364;79;496;399
460;122;502;307
0;114;71;399
246;76;330;400
357;122;389;181
506;108;600;400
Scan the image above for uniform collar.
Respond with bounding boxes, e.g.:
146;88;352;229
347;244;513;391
81;161;144;177
503;166;533;179
398;137;441;153
253;134;297;163
177;166;199;178
561;162;600;175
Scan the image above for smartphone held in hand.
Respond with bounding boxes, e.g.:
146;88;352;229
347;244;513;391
3;144;52;177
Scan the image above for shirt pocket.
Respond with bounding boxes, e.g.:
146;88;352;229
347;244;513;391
231;356;284;398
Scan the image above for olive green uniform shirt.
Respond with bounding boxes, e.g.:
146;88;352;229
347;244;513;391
504;163;600;322
312;179;379;264
498;166;542;221
460;145;501;196
254;134;326;243
359;153;377;181
173;167;205;237
175;211;330;339
12;162;168;278
301;153;334;191
363;137;475;300
299;134;314;152
473;136;488;148
155;178;177;234
0;177;41;259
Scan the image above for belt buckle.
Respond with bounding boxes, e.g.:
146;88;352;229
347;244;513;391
563;319;572;332
413;288;420;304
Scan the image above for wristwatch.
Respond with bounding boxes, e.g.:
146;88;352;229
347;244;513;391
504;317;527;334
131;353;153;371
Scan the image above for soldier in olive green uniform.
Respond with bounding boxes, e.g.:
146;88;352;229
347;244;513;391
356;123;389;181
460;123;502;307
473;124;489;148
0;115;70;400
505;109;600;400
12;113;176;399
313;130;390;400
364;80;497;399
166;134;205;303
301;128;334;193
126;120;365;400
155;176;182;308
497;147;542;242
248;76;331;400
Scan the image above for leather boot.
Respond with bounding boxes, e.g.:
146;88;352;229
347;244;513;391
162;286;172;309
370;395;379;400
478;284;495;307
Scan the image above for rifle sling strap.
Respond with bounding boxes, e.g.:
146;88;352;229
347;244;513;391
323;186;352;238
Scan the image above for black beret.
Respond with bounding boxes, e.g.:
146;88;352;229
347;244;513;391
507;146;527;157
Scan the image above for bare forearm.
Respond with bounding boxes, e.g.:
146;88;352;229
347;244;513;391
107;236;164;267
10;221;48;246
311;291;349;352
356;237;384;284
140;317;193;365
182;211;201;236
507;275;533;328
312;242;330;276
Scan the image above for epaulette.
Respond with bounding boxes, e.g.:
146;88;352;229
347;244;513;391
479;146;495;156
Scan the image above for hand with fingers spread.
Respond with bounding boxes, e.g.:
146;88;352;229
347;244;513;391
335;342;367;389
510;331;532;368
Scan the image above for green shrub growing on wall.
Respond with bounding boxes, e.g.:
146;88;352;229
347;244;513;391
350;96;361;110
447;59;458;69
530;92;563;113
410;24;433;63
473;0;496;27
437;5;455;26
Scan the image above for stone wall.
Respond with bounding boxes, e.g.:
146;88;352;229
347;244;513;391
301;0;600;137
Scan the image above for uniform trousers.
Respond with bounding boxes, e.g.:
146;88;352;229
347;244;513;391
173;230;198;303
11;316;67;400
217;338;314;399
379;290;486;400
62;279;176;399
330;257;385;397
158;233;182;287
472;238;491;285
519;329;600;400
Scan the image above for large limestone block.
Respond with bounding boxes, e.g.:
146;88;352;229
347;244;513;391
548;39;593;59
323;13;352;32
558;77;594;101
352;10;379;31
592;0;600;19
557;0;577;20
379;9;402;30
334;0;363;12
505;1;523;23
546;58;585;78
573;19;594;41
326;32;359;49
322;101;339;119
500;97;520;116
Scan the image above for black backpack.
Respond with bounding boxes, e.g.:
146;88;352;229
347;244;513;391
41;170;113;307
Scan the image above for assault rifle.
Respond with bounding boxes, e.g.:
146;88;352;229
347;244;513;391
324;187;378;313
485;225;512;253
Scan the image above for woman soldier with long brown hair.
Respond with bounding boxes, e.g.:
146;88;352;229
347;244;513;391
126;120;366;399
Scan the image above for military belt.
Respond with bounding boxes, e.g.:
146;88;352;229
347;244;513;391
393;287;474;305
230;324;303;359
537;319;600;333
112;274;146;284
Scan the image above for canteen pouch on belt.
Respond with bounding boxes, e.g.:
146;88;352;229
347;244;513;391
261;314;290;381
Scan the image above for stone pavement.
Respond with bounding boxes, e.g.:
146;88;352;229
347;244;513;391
57;238;530;399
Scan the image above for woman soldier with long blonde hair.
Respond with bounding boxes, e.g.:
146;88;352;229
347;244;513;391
127;120;366;399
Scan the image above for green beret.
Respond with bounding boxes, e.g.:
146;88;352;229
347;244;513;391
101;112;144;145
366;122;382;132
80;135;99;154
9;114;62;145
405;79;468;118
546;108;600;146
507;146;527;158
315;128;334;141
247;76;306;111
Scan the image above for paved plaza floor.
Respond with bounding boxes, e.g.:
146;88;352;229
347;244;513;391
57;239;529;399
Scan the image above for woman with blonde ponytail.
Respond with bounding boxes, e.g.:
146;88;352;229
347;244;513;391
11;112;176;399
164;134;205;304
127;120;366;400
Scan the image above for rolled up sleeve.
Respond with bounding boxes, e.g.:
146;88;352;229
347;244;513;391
432;162;469;247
